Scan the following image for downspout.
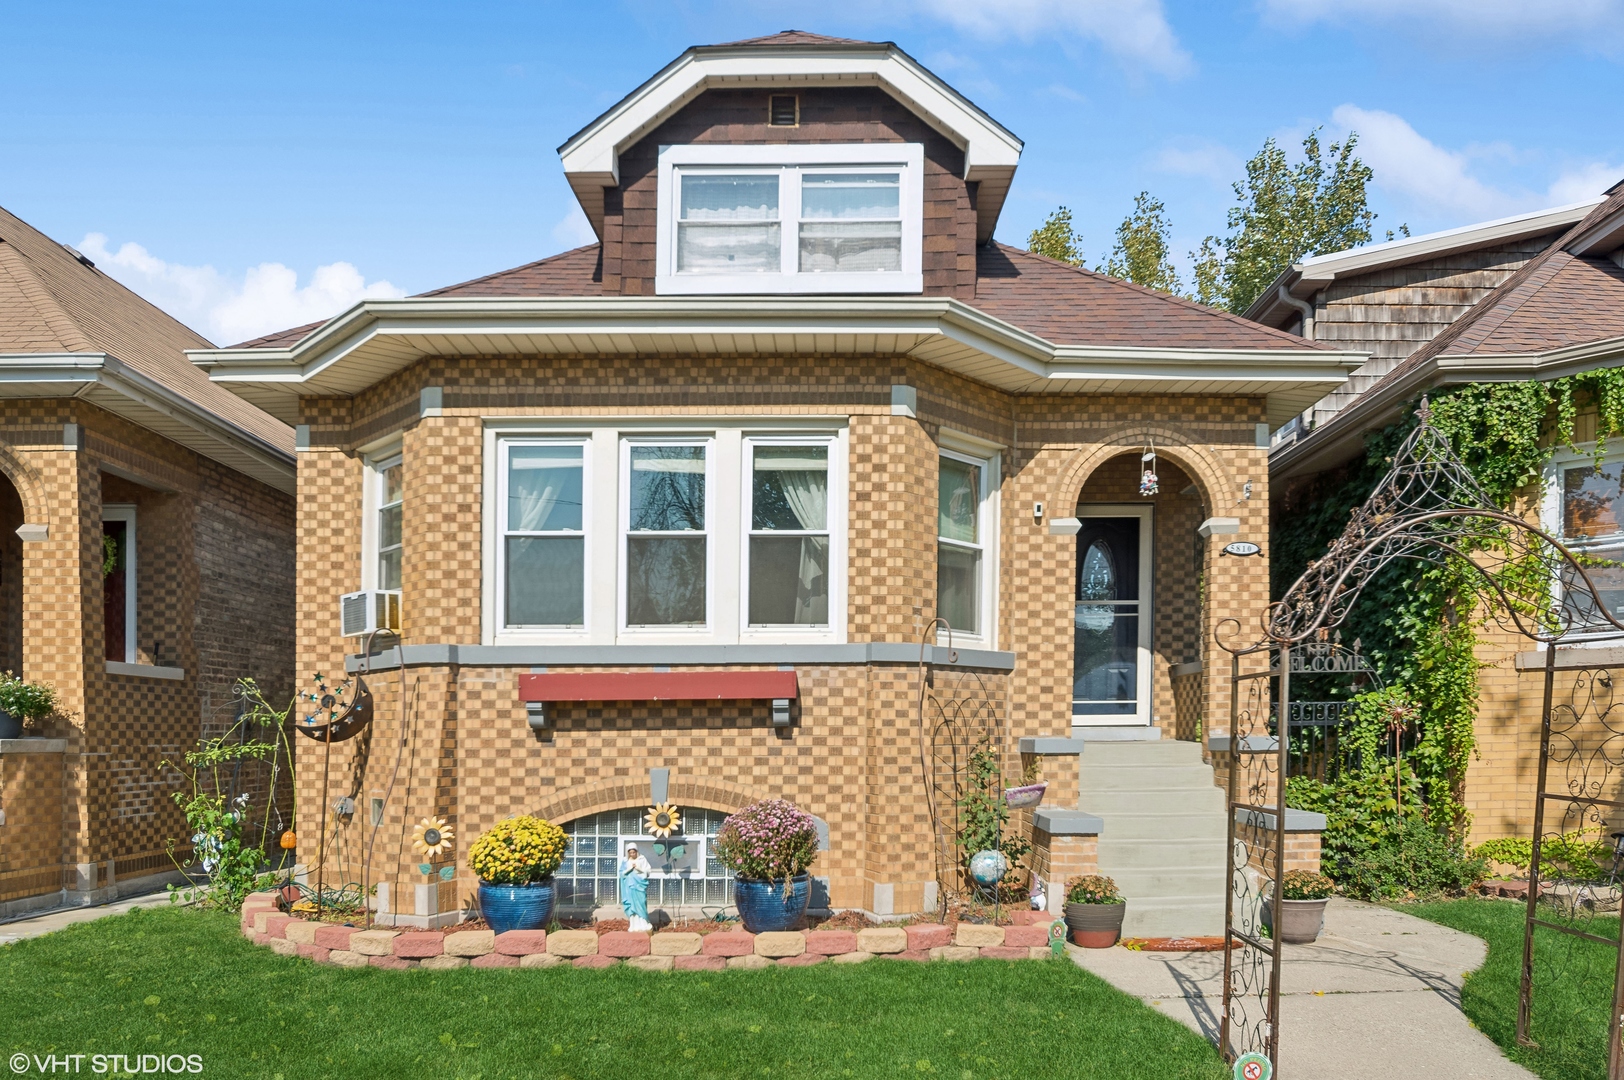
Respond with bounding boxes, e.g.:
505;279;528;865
1277;283;1315;340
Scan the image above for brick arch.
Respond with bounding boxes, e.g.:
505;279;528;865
533;776;764;826
1052;425;1233;513
0;444;49;525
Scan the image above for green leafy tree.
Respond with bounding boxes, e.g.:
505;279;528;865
1099;191;1183;294
1026;206;1083;266
1192;129;1377;313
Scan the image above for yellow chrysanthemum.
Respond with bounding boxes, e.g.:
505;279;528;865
645;804;681;838
412;816;454;858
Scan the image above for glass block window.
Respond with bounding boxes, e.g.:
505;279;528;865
556;806;734;912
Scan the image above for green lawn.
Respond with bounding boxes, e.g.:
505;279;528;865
1;906;1225;1080
1407;897;1619;1080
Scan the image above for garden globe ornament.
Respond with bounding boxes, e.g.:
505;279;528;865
969;849;1008;887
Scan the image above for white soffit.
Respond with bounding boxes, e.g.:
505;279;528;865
188;297;1364;430
556;41;1024;242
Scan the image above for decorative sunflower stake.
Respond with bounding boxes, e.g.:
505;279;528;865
412;816;455;858
644;804;681;838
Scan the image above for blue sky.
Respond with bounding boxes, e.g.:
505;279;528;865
2;0;1620;343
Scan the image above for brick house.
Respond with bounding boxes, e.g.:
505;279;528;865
193;32;1362;933
1255;182;1624;844
0;205;297;914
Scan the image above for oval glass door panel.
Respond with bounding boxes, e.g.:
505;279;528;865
1074;517;1143;719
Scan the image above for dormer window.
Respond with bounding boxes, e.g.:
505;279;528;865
656;143;924;295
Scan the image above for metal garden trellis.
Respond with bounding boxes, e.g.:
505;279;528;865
1216;399;1624;1076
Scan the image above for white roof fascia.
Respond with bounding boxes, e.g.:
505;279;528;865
557;43;1022;240
190;297;1365;427
0;352;296;492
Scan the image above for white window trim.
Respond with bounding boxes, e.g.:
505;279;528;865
103;504;136;665
1072;503;1154;728
1540;444;1624;646
619;435;717;639
935;439;1000;649
496;437;593;637
360;445;402;592
482;418;848;648
738;434;848;642
655;142;925;296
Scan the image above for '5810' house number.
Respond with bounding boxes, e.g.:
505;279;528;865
1222;541;1262;557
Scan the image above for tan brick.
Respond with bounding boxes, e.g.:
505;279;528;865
650;932;703;956
283;921;319;945
930;945;979;962
420;954;469;970
444;930;495;957
726;954;773;970
329;950;368;968
754;932;805;957
268;938;299;957
832;951;874;964
348;929;399;956
547;929;599;957
954;924;1004;948
856;927;908;954
520;952;566;968
625;955;674;971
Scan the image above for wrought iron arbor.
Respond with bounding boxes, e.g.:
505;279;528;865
1217;401;1624;1075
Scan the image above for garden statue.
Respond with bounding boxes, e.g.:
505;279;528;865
620;843;653;932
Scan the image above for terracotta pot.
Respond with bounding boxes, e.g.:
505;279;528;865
1064;901;1126;948
1264;897;1329;944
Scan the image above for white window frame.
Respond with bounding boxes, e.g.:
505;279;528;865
655;142;925;296
1072;504;1154;728
497;437;592;636
103;504;136;665
739;434;848;641
1541;444;1624;644
481;419;849;648
620;436;715;638
359;444;403;593
935;435;1001;649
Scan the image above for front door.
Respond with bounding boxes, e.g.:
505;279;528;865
1073;507;1152;726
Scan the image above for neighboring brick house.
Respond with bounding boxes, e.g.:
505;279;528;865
0;204;296;915
1254;182;1624;844
193;32;1363;932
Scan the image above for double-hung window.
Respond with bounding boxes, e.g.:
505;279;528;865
375;456;403;592
102;505;136;664
936;443;999;645
1551;455;1624;630
624;443;710;629
501;441;587;628
747;441;831;627
656;143;924;295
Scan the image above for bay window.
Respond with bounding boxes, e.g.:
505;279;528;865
625;443;709;628
747;442;830;627
375;456;403;591
656;143;923;295
935;441;999;646
502;442;587;628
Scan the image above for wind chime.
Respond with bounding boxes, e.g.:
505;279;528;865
1138;439;1159;497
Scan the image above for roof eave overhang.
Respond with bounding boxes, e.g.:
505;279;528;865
556;42;1023;244
1271;334;1624;481
0;353;296;493
189;297;1366;430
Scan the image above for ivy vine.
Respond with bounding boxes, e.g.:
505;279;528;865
1275;370;1624;839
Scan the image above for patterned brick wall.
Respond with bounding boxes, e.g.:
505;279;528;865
0;749;64;902
292;352;1274;915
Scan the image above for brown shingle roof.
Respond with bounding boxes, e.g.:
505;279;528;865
969;244;1329;351
229;320;326;350
0;204;293;452
420;243;605;298
710;30;873;47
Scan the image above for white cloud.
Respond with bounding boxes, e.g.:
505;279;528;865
550;206;598;249
78;234;405;345
1154;139;1243;185
912;0;1191;77
1262;0;1624;42
1328;106;1621;221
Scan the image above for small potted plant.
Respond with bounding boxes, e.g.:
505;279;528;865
714;798;820;932
1266;870;1335;944
0;672;56;739
469;814;567;934
1063;875;1126;948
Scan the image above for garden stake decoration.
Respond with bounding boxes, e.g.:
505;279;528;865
295;672;374;918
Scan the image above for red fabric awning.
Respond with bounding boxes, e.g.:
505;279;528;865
517;670;798;703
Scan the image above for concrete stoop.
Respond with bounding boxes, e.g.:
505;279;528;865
1078;739;1227;937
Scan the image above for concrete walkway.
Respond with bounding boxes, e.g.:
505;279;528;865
0;891;171;946
1072;898;1535;1079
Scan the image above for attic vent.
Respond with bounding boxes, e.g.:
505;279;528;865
61;244;95;268
769;95;798;127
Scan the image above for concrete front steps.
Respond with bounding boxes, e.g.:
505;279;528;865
1077;737;1228;937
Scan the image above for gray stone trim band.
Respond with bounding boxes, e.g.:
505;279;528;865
1018;737;1086;755
1032;808;1103;836
346;642;1017;674
1234;807;1328;833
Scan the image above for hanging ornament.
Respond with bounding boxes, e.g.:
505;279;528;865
279;829;298;850
1139;440;1159;497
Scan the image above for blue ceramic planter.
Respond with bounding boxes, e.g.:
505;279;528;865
477;880;555;934
734;873;811;933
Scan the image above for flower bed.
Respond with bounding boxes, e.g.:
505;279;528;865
238;892;1062;970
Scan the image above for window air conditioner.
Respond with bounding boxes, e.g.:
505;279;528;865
340;590;401;637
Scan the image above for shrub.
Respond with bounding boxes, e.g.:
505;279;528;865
1064;875;1121;905
469;815;567;885
713;799;819;882
1336;817;1486;901
1473;833;1613;879
1280;870;1335;900
0;672;56;724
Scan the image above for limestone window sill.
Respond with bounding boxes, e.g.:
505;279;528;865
106;661;185;681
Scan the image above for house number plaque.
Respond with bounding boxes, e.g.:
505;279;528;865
1222;541;1262;557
